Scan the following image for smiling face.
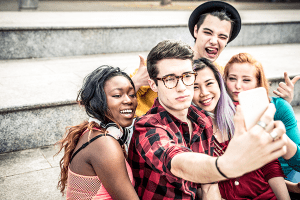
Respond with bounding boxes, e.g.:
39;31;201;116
104;76;137;127
148;59;194;117
193;14;231;62
225;63;258;102
193;67;220;113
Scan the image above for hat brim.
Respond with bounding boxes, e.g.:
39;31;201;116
188;1;241;44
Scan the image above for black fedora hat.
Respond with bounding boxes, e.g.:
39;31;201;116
188;1;241;44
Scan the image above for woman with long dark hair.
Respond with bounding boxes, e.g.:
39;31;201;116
56;65;139;200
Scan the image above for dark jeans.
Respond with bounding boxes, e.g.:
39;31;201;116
290;191;300;200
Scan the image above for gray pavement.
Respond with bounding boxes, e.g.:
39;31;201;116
0;145;65;200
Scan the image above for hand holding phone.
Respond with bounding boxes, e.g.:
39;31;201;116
238;87;270;130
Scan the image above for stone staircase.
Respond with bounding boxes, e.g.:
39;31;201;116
1;2;300;154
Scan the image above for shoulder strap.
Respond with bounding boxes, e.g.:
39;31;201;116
70;133;114;163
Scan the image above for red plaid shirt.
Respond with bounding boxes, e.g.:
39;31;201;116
128;98;214;200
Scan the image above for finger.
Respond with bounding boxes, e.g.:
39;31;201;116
276;86;289;97
291;75;300;85
273;120;286;135
250;103;276;134
278;82;289;90
284;72;292;86
273;90;283;97
263;120;275;133
138;55;146;68
258;103;276;124
267;141;287;162
268;121;286;142
233;105;246;137
270;134;287;151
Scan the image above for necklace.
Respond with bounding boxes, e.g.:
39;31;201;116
213;128;219;135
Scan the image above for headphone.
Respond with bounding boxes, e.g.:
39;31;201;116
88;117;129;146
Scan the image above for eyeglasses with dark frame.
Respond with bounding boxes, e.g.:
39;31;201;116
156;72;197;89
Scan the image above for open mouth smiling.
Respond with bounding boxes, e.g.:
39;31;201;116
120;109;133;114
205;47;218;55
200;98;213;106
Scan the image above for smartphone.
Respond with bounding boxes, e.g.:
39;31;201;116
238;87;269;131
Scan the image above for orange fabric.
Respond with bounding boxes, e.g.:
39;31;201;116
130;62;224;117
66;160;134;200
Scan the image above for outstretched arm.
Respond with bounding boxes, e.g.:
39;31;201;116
171;104;287;183
273;72;300;103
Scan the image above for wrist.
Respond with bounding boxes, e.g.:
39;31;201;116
215;157;229;179
217;156;241;179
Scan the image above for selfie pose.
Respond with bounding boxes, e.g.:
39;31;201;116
56;66;139;200
192;58;290;199
224;53;300;196
128;40;288;200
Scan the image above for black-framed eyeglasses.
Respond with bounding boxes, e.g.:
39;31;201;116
156;72;197;89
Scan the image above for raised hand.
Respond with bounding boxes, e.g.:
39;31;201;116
218;104;287;178
273;72;300;103
131;55;150;91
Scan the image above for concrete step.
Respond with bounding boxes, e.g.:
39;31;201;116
0;43;300;153
1;9;300;59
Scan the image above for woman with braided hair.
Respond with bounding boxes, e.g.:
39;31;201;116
56;65;139;200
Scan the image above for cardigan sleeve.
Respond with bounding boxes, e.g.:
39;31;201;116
272;97;300;172
130;68;158;117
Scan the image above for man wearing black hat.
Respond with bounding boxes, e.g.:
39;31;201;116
188;1;241;63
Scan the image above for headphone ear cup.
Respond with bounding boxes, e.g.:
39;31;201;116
89;117;128;145
118;128;129;145
106;126;122;140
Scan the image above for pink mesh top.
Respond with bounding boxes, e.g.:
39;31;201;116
66;159;134;200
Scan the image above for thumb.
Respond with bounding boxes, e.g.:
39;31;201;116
138;55;146;68
233;105;246;137
291;75;300;85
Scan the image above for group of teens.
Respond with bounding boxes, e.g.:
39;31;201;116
56;1;300;199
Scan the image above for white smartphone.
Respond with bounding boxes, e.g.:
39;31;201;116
238;87;270;131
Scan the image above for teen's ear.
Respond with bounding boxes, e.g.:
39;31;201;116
148;79;158;92
193;24;198;39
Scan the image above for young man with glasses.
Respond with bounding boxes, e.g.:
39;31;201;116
128;40;288;199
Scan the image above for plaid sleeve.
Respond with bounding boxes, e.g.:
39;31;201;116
135;117;192;183
261;159;286;181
